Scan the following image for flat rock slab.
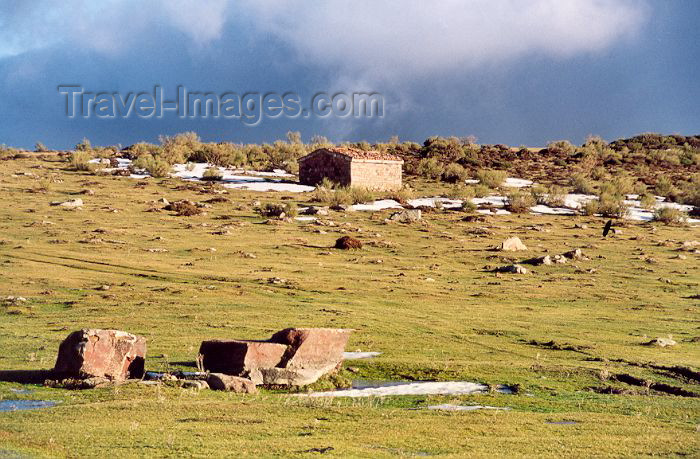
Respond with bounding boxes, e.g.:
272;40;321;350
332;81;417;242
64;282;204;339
54;329;146;381
199;328;352;386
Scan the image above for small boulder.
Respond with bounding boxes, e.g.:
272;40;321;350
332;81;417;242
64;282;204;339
301;206;330;216
335;236;362;250
207;373;257;393
524;255;552;266
563;249;587;260
388;209;422;223
497;237;527;251
495;264;529;274
644;337;677;348
51;198;83;208
54;329;146;381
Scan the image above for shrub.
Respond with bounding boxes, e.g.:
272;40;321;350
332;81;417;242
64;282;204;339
596;193;629;218
348;187;375;204
34;142;48;152
581;200;599;216
416;157;444;179
128;142;160;158
328;189;352;208
310;184;334;203
461;200;477;213
505;191;535;213
570;173;596;194
202;167;223;181
473;184;491;198
133;154;171;178
639;194;657;210
75;138;92;151
653;207;687;225
599;174;636;196
169;200;202;216
69;151;95;171
383;187;414;205
475;169;507;188
654;175;676;198
447;185;475;201
441;163;468;183
547;140;576;155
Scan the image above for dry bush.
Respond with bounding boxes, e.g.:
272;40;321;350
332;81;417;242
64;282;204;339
441;163;468;183
133;154;171;178
639;194;657;210
589;193;629;218
447;185;475;201
168;201;202;216
383;187;414;205
569;173;597;194
201;167;223;181
653;207;687;225
505;191;535;213
348;187;375;204
69;151;95;172
415;157;444;179
476;169;507;188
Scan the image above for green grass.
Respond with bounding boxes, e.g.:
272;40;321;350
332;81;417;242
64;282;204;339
0;153;698;457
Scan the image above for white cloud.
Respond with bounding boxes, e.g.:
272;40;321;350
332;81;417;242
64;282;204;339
0;0;231;58
241;0;649;76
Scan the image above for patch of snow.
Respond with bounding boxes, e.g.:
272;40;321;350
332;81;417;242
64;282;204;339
477;208;511;215
171;163;314;193
427;404;511;412
503;177;533;188
350;199;403;211
464;179;480;184
343;351;381;360
407;197;462;209
473;196;507;207
295;216;317;222
562;194;596;209
302;381;490;398
530;205;575;216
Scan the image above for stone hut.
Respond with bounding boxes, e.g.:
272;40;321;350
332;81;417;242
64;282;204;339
298;147;403;191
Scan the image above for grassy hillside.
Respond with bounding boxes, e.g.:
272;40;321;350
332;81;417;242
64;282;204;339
0;153;698;457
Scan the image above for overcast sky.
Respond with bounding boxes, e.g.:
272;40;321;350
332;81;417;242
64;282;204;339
0;0;698;149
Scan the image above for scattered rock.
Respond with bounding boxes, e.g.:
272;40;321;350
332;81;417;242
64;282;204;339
497;237;528;251
643;336;677;348
50;198;83;208
301;206;330;216
494;264;529;274
206;373;256;393
523;255;552;266
563;248;587;260
54;329;146;381
335;236;362;250
388;209;422;223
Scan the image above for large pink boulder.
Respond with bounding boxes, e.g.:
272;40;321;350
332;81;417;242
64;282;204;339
199;328;352;386
54;329;146;381
198;340;287;384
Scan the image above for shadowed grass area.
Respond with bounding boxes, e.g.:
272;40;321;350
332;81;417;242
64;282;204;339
0;154;698;457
